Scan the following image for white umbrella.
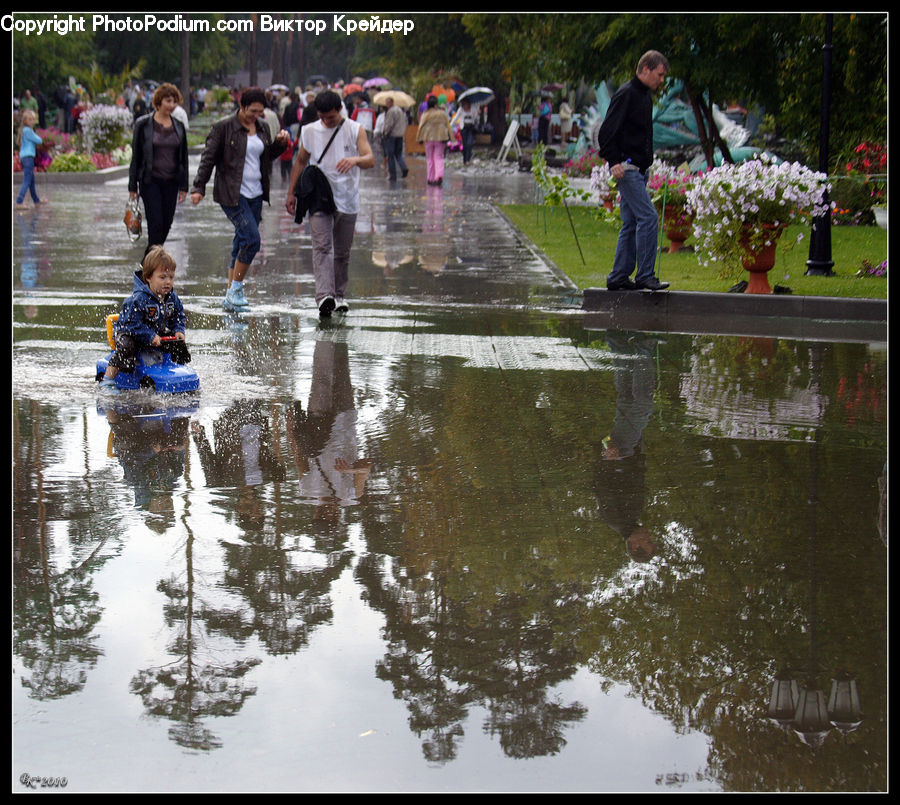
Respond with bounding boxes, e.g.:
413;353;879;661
457;86;494;106
266;84;289;94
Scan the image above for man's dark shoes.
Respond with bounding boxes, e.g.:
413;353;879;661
606;278;637;291
635;278;670;291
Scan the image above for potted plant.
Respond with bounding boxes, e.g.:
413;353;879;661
686;155;830;294
649;160;698;252
589;161;617;211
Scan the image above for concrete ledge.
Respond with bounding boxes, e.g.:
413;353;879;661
582;288;886;342
32;165;130;184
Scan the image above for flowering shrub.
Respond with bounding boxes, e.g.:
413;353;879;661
89;145;132;169
564;148;606;178
35;127;72;153
79;104;133;154
648;159;700;210
855;259;887;278
589;161;614;201
843;141;886;208
686;155;830;276
845;141;886;177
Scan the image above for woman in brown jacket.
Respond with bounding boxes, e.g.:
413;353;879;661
191;87;289;312
416;95;453;186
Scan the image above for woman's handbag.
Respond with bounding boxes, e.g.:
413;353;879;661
293;122;343;224
124;197;142;242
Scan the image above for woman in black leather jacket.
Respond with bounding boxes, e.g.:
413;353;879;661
128;83;189;262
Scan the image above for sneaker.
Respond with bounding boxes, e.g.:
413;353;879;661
98;378;120;393
335;297;349;314
606;278;637;291
225;286;250;309
318;295;336;318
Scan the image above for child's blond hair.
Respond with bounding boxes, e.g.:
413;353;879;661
142;246;177;281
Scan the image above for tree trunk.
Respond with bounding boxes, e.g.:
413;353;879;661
180;20;190;119
685;83;715;168
249;13;258;87
700;94;734;164
271;22;283;85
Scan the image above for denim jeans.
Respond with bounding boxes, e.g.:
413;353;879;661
220;195;263;267
385;136;407;179
609;169;658;285
461;127;475;164
16;156;41;204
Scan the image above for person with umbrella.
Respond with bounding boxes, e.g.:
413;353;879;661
451;98;478;165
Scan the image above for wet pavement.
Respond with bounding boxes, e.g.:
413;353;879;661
13;152;887;792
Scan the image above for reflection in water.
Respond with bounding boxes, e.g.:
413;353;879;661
419;184;451;275
105;406;190;524
12;308;887;790
594;331;659;563
129;511;263;752
287;338;373;514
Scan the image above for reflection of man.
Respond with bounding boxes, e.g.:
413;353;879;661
286;339;372;510
190;401;285;534
594;331;658;562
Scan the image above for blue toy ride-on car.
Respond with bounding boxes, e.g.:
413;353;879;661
95;314;200;394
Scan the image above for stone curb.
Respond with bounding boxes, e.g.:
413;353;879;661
32;165;130;184
581;288;887;342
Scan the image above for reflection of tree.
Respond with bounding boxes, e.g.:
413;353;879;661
473;598;588;758
220;537;351;656
355;329;885;786
358;553;473;764
14;400;112;700
356;353;599;762
130;520;261;751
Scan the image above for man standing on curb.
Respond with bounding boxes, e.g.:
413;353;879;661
597;50;670;292
382;97;409;182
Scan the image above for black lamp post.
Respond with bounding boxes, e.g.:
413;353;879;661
806;13;835;276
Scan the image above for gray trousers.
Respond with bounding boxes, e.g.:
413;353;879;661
309;211;357;303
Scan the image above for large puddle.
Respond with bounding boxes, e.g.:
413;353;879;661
13;166;887;792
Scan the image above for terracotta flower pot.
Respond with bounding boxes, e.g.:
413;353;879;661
739;223;785;294
663;205;693;253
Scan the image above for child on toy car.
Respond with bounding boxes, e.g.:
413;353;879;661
98;246;190;390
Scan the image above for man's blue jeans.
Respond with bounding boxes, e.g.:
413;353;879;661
609;169;658;285
385;136;407;179
221;194;263;267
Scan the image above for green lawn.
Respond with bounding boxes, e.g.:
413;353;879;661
500;204;887;299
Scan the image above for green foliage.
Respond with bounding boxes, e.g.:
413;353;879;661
46;152;96;173
501;202;887;299
531;144;592;207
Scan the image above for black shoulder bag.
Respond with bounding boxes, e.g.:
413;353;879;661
294;121;343;224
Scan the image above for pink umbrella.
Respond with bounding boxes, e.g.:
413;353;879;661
363;77;391;89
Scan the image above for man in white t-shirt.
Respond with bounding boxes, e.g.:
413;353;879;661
286;91;374;318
